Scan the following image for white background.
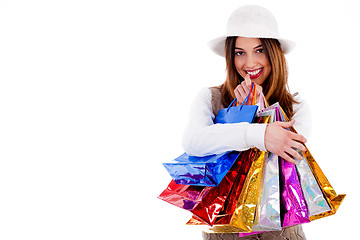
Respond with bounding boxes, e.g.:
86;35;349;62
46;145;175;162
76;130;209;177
0;0;357;239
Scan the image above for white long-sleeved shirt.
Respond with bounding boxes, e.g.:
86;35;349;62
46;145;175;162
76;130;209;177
182;87;312;157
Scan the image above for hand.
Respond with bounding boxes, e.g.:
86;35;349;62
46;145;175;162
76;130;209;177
264;119;307;164
234;74;263;105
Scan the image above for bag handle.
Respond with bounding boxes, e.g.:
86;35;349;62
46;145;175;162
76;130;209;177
245;82;255;105
247;83;257;106
258;91;269;111
228;82;262;111
228;82;256;108
275;107;282;121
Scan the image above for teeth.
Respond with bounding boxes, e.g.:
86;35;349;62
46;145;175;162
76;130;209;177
246;69;261;75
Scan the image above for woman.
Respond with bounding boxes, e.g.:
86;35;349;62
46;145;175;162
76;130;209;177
182;5;310;240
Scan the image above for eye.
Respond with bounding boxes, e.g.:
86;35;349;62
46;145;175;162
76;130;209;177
235;51;244;56
256;48;264;53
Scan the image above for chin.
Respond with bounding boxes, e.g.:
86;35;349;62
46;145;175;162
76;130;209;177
253;78;265;86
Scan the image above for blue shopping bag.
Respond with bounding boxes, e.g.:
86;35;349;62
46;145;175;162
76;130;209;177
214;83;258;124
162;83;259;186
162;151;240;187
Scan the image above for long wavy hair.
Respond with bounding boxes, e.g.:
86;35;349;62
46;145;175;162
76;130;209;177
220;37;298;119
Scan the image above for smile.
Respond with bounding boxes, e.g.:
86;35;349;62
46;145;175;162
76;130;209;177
245;68;263;79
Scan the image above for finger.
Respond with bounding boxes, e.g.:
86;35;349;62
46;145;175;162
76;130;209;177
255;84;263;102
285;147;303;161
234;85;247;103
240;82;250;98
238;86;247;102
289;131;307;144
244;74;251;87
241;79;251;93
234;87;241;101
291;140;306;152
280;153;297;165
294;147;305;159
278;119;295;128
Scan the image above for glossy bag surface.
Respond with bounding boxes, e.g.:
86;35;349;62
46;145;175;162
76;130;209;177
162;84;259;187
252;152;282;232
214;82;258;124
158;180;210;211
214;105;258;124
163;151;240;187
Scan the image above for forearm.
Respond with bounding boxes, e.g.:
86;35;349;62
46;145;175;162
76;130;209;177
182;122;267;156
182;88;266;156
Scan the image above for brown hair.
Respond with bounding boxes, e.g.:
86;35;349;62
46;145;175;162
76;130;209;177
220;37;298;119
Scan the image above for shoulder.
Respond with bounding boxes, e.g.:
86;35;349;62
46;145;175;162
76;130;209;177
193;87;212;103
209;85;221;93
292;93;311;115
291;92;312;138
193;85;222;104
190;85;224;119
189;87;212;113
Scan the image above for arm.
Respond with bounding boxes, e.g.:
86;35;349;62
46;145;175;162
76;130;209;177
182;88;267;156
292;94;312;140
264;94;311;164
234;74;312;139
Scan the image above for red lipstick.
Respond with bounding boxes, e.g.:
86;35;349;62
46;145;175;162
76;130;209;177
245;68;263;80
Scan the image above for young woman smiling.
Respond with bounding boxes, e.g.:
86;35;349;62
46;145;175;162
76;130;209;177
182;5;310;240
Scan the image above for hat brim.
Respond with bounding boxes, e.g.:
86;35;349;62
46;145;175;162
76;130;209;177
208;36;296;57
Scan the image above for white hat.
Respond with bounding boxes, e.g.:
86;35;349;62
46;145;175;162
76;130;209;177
208;5;295;56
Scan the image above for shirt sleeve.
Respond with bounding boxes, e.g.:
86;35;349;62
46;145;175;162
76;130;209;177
292;94;312;140
182;88;267;156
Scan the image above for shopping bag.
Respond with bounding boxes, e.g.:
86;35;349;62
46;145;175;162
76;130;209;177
238;104;309;232
296;154;331;216
162;151;240;187
214;82;258;124
185;101;346;235
277;106;345;221
158;180;211;211
162;84;259;187
238;106;281;237
252;152;282;231
186;116;271;233
229;113;276;232
189;149;251;226
186;149;266;233
215;149;260;224
158;150;247;217
280;157;310;227
264;104;330;221
263;105;310;227
303;148;346;221
229;149;266;232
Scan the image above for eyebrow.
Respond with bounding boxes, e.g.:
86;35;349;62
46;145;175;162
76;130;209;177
235;44;263;50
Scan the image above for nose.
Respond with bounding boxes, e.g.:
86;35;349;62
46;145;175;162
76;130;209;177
245;54;257;69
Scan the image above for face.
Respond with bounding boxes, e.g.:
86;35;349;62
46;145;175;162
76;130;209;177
234;37;271;85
